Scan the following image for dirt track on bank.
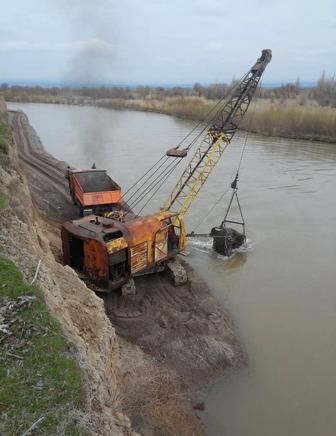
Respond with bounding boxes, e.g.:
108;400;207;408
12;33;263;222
9;109;242;389
9;110;75;223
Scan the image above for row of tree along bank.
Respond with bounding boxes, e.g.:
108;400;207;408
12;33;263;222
2;73;336;143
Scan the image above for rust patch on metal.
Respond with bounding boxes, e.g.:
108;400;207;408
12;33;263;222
106;237;128;254
84;239;108;281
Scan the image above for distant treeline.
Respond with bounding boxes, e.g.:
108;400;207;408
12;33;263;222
2;73;336;143
1;72;336;107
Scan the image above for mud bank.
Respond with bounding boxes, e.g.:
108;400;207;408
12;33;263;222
1;107;243;434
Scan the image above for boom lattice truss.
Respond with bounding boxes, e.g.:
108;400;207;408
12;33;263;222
164;49;272;216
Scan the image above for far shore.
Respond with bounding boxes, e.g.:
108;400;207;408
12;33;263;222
96;97;336;144
4;94;336;144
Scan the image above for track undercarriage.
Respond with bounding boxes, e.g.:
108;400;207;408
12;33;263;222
120;258;188;296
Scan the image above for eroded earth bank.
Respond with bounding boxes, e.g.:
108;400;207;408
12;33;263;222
0;102;243;435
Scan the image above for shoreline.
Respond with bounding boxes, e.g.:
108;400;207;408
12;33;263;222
5;96;336;145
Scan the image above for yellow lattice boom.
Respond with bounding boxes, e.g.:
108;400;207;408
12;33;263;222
163;49;272;221
164;131;230;216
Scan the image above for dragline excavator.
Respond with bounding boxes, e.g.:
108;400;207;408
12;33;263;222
61;49;272;295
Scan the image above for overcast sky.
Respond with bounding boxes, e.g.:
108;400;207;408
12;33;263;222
0;0;335;85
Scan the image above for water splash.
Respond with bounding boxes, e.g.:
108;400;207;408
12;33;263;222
187;237;253;259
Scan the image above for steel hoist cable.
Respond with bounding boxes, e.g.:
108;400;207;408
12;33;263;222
189;79;262;234
125;98;237;213
123;49;272;216
136;159;184;215
122;75;247;213
128;158;183;211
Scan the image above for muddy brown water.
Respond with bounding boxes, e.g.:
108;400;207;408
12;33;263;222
8;102;336;436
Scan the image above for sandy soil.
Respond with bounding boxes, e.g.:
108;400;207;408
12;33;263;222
2;111;137;435
7;109;243;434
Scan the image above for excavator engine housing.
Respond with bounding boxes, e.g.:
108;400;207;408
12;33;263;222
62;211;185;292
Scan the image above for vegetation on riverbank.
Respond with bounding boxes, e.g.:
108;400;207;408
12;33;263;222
2;73;336;143
0;256;86;435
97;97;336;143
242;101;336;142
0;123;7;153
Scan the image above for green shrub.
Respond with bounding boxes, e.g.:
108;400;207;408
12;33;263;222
0;123;7;153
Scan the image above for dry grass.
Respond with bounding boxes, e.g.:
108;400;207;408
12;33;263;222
162;96;211;120
121;365;203;436
98;97;336;142
243;100;336;142
97;96;211;121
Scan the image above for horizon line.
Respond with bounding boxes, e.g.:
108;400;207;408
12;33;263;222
1;79;318;89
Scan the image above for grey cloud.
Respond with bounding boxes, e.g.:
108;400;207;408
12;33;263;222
0;0;335;83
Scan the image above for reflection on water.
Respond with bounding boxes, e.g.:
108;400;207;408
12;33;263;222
8;102;336;436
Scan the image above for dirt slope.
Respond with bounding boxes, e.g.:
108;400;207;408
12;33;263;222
1;110;136;435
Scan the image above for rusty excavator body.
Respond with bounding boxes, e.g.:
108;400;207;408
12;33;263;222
61;49;272;295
